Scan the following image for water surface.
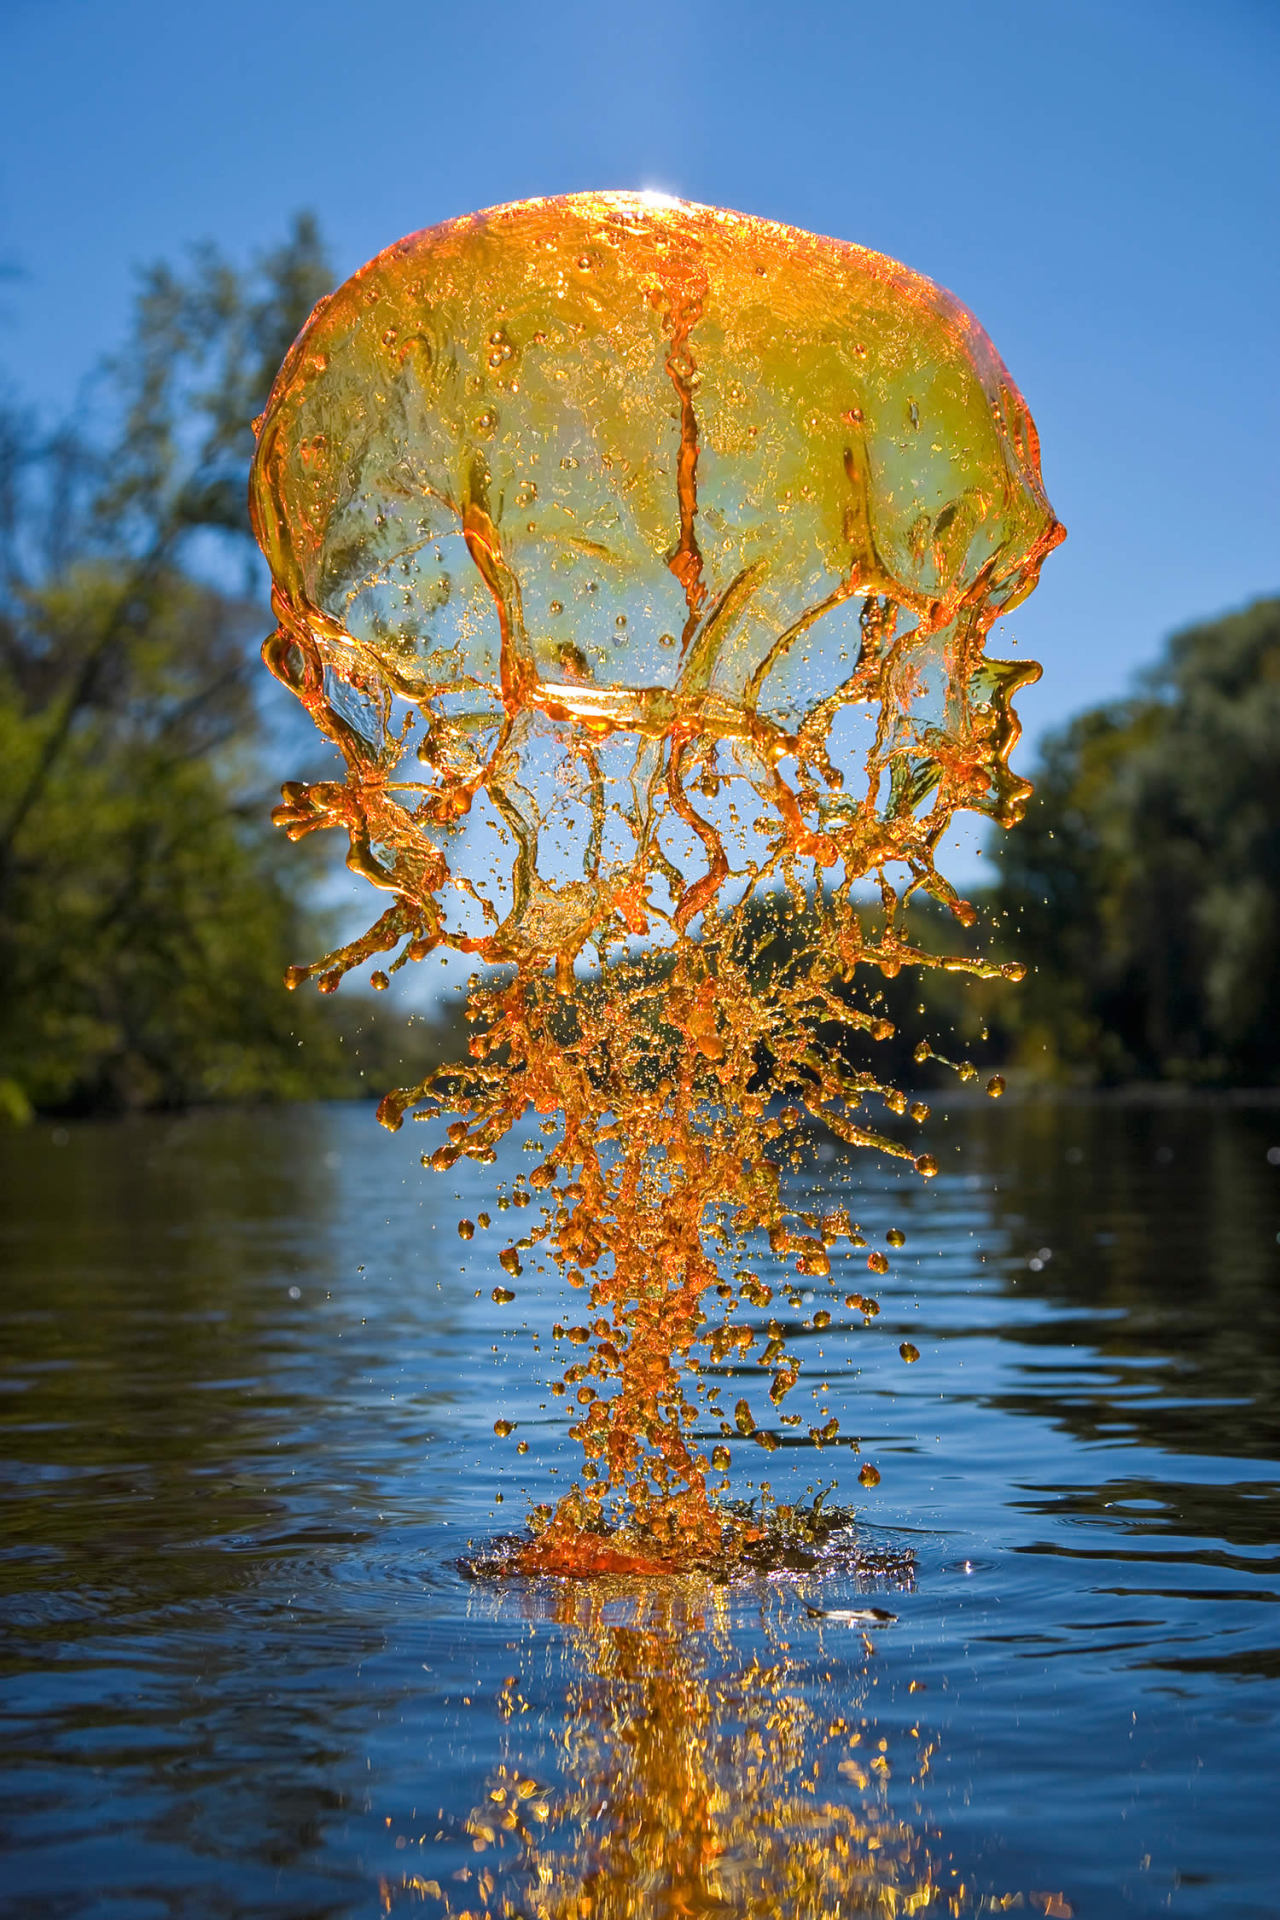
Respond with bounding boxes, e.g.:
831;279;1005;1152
1;1096;1277;1916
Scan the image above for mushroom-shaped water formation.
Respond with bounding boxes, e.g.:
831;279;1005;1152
252;193;1062;1569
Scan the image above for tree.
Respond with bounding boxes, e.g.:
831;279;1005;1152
994;596;1280;1084
0;218;359;1118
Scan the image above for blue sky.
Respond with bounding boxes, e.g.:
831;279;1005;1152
2;0;1277;754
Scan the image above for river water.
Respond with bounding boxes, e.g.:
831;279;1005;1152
1;1095;1277;1917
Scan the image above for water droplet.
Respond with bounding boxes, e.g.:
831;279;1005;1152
899;1342;919;1364
493;1418;515;1437
859;1463;881;1489
458;1218;475;1240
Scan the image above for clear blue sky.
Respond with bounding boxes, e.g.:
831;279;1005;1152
2;0;1277;750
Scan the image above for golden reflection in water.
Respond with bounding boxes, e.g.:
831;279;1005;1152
251;192;1062;1564
376;1573;986;1919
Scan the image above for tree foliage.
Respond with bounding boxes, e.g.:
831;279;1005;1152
0;217;432;1119
994;596;1280;1084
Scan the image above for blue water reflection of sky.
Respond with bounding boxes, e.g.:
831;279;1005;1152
1;0;1276;744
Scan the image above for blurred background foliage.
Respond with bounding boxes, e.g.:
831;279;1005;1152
0;216;458;1121
0;215;1276;1118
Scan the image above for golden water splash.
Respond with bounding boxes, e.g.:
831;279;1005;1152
251;192;1061;1569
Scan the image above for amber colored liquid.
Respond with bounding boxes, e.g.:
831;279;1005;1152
250;192;1061;1572
390;1577;947;1920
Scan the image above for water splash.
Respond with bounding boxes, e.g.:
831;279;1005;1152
251;192;1061;1569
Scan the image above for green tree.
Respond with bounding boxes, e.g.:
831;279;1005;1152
0;218;359;1118
994;596;1280;1084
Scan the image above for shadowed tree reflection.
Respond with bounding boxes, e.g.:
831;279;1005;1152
930;1098;1280;1581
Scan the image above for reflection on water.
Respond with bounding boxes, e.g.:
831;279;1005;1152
394;1576;946;1920
1;1097;1277;1917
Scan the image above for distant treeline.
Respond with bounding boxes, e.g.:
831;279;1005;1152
990;593;1280;1085
1;217;1275;1118
855;591;1280;1093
